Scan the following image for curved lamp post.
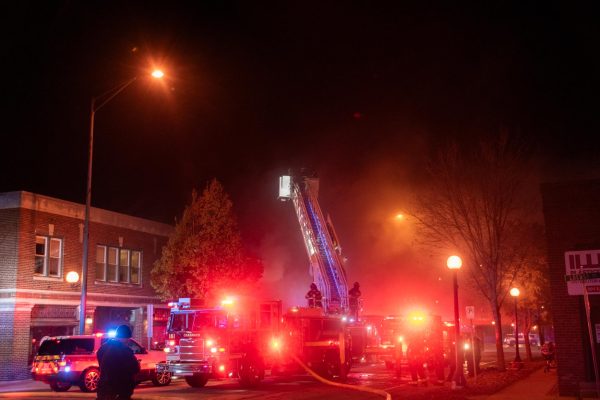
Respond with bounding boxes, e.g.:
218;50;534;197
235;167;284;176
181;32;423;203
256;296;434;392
78;69;165;334
510;287;522;365
447;255;467;389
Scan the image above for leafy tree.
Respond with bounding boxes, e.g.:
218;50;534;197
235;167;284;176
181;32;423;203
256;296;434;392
151;179;263;302
409;134;541;371
504;234;550;361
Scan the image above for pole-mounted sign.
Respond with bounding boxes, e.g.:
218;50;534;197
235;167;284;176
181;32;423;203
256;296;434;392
565;250;600;397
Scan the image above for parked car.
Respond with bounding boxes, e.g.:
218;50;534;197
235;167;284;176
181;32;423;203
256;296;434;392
31;333;171;392
503;333;539;347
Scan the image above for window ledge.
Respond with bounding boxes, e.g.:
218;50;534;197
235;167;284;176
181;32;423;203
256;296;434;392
33;275;62;281
94;280;141;288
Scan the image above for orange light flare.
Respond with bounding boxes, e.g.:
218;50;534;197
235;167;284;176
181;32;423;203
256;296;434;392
151;69;165;79
394;213;405;221
221;296;236;307
406;309;428;329
270;337;282;352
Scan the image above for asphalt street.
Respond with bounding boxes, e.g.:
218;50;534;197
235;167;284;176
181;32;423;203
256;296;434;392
0;346;539;400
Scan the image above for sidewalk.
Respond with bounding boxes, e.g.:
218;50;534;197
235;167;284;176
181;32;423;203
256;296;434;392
0;379;46;393
469;368;572;400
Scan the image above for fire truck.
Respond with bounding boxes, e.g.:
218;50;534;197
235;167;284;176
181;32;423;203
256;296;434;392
155;297;280;387
155;297;352;388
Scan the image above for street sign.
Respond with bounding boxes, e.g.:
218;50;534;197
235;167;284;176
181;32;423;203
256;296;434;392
465;306;475;320
565;250;600;295
565;272;600;282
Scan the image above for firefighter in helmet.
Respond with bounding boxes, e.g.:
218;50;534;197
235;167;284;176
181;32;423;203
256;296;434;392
305;283;323;308
407;335;428;386
348;282;361;319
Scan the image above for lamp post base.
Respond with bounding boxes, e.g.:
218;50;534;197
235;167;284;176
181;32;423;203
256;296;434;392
452;369;468;389
510;361;524;370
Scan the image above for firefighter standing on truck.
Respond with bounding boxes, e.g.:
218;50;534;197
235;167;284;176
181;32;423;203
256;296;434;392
348;282;361;319
305;283;323;308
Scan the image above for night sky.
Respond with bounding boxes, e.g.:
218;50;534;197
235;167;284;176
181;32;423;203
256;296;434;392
3;1;600;317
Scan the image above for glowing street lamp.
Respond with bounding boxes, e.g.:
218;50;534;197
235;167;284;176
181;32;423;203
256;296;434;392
447;255;467;389
66;271;80;284
79;69;165;334
510;287;522;365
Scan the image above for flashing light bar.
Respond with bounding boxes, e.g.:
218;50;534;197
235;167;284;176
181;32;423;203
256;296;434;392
221;297;235;306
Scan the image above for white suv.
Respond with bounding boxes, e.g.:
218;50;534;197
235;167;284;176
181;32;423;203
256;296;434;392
32;334;171;392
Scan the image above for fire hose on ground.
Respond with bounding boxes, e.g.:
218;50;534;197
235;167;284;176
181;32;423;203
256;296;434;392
291;354;392;400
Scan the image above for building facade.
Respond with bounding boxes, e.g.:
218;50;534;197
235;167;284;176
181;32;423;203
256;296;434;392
0;191;173;381
542;179;600;396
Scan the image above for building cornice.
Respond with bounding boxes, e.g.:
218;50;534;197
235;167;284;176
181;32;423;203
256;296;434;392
0;191;173;237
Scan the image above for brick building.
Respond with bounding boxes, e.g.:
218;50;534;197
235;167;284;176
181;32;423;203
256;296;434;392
542;179;600;396
0;191;173;381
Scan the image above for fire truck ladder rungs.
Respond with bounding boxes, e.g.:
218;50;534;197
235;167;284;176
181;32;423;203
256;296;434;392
298;182;348;312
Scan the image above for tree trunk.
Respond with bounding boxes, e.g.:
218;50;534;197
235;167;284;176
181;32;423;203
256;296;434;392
491;302;506;371
524;309;533;361
537;310;546;346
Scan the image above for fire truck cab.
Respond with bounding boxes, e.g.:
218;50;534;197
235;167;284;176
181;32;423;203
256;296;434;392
156;297;281;388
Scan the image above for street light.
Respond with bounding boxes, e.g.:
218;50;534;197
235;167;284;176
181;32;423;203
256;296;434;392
447;255;467;389
510;287;522;365
78;69;165;334
66;271;80;284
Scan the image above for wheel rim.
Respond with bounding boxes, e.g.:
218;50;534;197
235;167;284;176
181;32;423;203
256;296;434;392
85;370;100;391
156;371;171;384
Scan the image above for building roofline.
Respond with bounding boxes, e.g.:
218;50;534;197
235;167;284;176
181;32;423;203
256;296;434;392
0;191;173;237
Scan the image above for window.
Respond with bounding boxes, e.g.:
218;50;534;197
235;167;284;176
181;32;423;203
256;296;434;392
37;338;94;355
96;245;106;281
34;236;62;277
108;247;118;282
131;251;141;284
95;245;141;285
119;249;130;283
127;339;144;354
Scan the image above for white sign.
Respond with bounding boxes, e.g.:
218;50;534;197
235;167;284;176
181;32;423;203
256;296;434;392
565;250;600;295
465;306;475;320
278;176;291;199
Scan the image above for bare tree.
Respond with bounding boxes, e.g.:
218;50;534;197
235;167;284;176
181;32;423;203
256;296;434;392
409;134;540;371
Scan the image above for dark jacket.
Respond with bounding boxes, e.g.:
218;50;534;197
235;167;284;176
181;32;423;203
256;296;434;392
305;289;323;307
97;339;140;396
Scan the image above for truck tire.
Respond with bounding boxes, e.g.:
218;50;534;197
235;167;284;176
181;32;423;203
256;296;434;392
320;351;344;380
239;355;265;388
185;374;209;388
151;370;172;386
49;381;72;392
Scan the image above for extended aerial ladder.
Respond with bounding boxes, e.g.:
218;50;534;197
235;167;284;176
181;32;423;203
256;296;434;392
278;171;349;314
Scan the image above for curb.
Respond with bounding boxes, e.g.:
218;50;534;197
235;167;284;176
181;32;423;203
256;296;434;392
0;393;187;400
